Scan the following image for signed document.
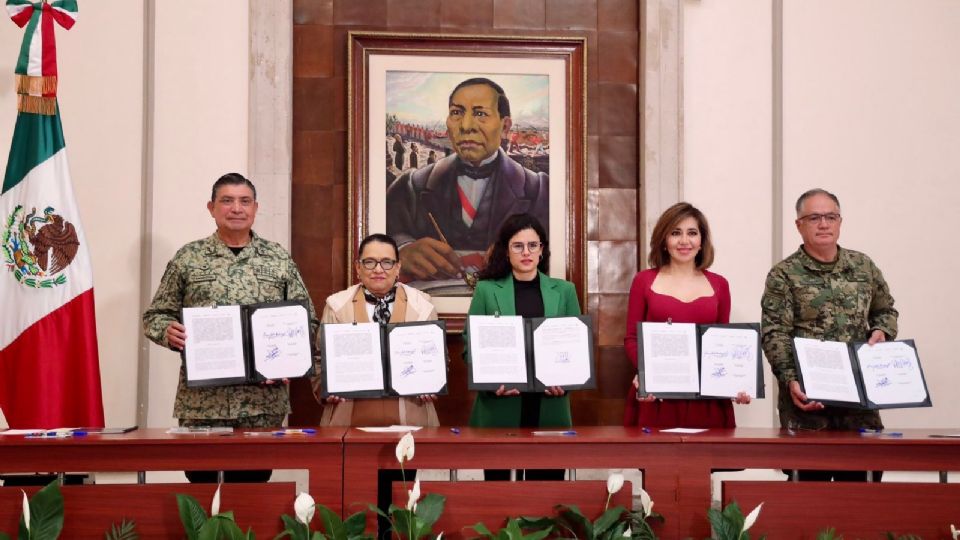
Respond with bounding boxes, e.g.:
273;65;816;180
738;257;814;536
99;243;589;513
531;316;595;389
698;326;761;399
250;303;313;380
386;322;447;396
467;315;528;388
182;305;247;385
639;322;700;396
794;337;862;405
321;322;385;397
856;341;929;407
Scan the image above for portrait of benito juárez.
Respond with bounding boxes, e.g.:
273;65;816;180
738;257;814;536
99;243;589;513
385;76;550;294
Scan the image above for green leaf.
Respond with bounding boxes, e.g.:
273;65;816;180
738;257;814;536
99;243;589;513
414;494;446;527
198;515;245;540
517;517;555;531
707;506;739;540
556;505;592;539
524;529;554;540
342;510;368;538
278;514;308;540
390;508;413;539
28;481;65;540
104;518;139;540
317;505;346;539
471;522;495;539
365;504;390;520
593;506;626;537
176;493;208;540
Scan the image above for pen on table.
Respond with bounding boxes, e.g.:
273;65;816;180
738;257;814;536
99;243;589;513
26;431;84;439
532;430;577;436
449;427;461;435
859;428;903;437
271;428;317;436
641;427;652;434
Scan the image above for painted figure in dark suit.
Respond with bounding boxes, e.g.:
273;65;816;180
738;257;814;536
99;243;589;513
386;78;549;281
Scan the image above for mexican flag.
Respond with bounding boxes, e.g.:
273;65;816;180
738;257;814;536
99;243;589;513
0;0;104;428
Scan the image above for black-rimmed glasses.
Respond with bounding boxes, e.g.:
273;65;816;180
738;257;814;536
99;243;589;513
359;258;397;270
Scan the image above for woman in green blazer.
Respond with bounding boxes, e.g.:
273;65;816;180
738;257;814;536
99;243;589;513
466;213;581;480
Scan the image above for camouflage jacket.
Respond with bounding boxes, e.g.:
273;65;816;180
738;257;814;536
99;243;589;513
143;232;319;420
761;246;898;429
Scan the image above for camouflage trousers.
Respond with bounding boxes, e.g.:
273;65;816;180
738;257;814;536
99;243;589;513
179;414;285;483
178;414;286;429
776;385;883;432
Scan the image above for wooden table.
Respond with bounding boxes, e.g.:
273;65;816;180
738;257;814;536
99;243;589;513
0;428;345;537
682;428;960;539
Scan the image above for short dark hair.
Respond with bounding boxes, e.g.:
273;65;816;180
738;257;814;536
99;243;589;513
358;233;400;260
448;77;511;118
648;202;715;270
211;172;257;202
795;188;841;214
478;213;549;280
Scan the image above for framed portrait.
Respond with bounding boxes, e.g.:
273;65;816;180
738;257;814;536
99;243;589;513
348;32;587;332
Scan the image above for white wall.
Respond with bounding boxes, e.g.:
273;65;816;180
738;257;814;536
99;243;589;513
145;0;250;427
684;0;774;427
684;0;960;428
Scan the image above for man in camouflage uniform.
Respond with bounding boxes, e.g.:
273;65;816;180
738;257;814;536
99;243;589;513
761;188;898;482
143;172;318;482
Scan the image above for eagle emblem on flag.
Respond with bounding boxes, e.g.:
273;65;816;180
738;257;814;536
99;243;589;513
2;204;77;288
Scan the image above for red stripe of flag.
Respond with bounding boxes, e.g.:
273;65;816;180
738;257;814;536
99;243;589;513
0;289;105;428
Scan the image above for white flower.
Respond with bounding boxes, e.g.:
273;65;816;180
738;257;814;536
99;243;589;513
406;477;421;512
210;484;222;516
638;487;654;518
295;492;316;524
622;526;632;537
951;524;958;540
436;533;443;540
606;473;624;495
21;490;30;531
742;502;763;533
396;432;415;464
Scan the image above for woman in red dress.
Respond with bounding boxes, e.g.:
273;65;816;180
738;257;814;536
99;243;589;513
624;202;750;428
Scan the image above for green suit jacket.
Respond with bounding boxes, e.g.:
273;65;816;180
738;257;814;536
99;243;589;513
465;272;581;428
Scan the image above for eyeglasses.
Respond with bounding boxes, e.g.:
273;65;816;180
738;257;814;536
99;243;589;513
359;258;397;270
797;213;841;225
509;241;543;254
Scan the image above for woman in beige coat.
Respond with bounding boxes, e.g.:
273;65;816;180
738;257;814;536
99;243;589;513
314;233;440;427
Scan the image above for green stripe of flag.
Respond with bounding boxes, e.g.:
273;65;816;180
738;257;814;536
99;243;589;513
14;7;40;75
2;110;66;195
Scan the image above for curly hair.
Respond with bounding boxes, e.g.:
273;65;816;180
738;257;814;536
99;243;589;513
477;213;549;280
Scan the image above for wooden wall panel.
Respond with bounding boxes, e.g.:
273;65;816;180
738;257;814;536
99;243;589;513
291;0;640;426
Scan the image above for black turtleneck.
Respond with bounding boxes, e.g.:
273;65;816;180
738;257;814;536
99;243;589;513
513;273;544;427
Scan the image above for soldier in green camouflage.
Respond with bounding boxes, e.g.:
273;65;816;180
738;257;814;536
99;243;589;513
143;173;319;474
761;188;898;481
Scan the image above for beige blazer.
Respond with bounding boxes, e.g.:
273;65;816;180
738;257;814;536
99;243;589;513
314;283;441;427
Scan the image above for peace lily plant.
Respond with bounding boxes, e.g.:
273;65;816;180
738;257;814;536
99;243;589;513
470;471;665;540
367;432;445;540
176;484;255;539
276;491;371;540
705;501;764;540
